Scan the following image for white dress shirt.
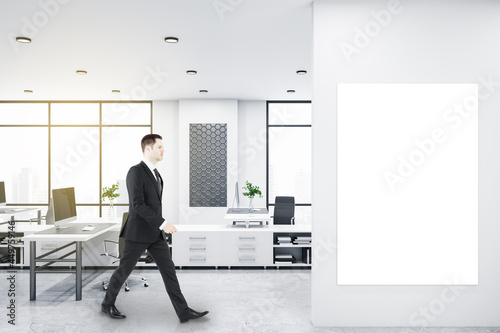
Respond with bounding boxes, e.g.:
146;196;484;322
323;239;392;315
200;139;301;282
142;159;168;231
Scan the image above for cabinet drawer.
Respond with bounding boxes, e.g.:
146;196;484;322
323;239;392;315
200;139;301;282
223;232;272;266
172;232;219;266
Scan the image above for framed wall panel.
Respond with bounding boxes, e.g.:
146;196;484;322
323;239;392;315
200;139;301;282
337;83;478;285
189;123;227;207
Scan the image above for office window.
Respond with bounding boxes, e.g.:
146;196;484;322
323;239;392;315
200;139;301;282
102;127;146;205
0;127;48;204
51;127;100;203
267;101;312;225
0;103;48;125
51;103;100;125
0;101;151;216
102;103;151;125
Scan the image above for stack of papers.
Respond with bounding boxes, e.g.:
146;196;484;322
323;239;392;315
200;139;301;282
277;236;292;245
274;254;295;263
293;236;311;245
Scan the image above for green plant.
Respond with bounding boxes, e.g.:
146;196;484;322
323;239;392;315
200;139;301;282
102;182;120;202
242;180;263;199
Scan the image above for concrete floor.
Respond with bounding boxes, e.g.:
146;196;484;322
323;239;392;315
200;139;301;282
1;268;499;333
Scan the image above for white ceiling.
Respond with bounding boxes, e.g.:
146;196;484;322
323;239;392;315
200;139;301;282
0;0;312;101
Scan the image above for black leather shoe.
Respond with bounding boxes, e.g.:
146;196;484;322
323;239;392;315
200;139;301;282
101;304;126;319
179;308;209;323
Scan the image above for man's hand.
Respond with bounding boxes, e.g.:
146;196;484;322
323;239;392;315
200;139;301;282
163;222;177;234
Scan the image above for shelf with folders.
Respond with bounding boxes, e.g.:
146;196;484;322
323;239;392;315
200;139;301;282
273;233;311;246
273;232;312;266
273;246;311;266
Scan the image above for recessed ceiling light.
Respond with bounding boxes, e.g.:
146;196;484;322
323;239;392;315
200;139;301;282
76;70;87;75
111;90;120;93
296;70;307;75
199;90;208;94
186;70;197;75
16;37;31;43
164;37;179;43
24;90;33;93
287;90;296;93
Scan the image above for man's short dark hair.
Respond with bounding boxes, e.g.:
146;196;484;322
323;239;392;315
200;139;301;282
141;134;162;152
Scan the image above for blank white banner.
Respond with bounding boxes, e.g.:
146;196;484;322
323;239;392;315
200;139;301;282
337;83;478;285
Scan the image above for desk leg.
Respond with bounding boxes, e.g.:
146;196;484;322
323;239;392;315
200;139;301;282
76;241;82;301
30;241;36;301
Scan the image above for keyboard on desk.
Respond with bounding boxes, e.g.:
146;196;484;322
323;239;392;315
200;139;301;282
35;223;115;235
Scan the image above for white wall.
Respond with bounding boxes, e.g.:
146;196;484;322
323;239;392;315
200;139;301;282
153;99;268;225
312;0;500;326
178;99;238;225
237;100;267;209
152;100;179;224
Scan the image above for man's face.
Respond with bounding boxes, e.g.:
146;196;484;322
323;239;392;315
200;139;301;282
149;139;164;162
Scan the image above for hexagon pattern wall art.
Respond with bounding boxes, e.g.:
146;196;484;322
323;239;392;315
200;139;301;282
189;123;227;207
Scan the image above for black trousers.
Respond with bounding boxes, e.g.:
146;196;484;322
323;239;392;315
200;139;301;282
102;236;189;318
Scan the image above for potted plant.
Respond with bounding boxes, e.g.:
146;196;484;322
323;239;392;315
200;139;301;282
242;180;262;213
102;182;120;219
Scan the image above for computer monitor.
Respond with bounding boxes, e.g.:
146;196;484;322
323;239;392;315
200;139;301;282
232;181;240;211
0;182;6;206
47;187;77;227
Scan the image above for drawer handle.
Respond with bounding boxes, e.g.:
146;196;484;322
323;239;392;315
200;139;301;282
239;237;256;240
239;247;255;251
189;258;206;262
189;247;206;251
239;258;256;261
189;237;206;240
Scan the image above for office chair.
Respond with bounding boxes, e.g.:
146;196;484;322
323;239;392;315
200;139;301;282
272;196;295;225
101;212;149;291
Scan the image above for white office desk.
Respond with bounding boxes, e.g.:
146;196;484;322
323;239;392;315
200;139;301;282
23;219;120;301
0;207;42;225
172;224;311;268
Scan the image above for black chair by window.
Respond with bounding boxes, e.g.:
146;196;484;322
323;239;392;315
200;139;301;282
273;196;295;225
101;212;149;291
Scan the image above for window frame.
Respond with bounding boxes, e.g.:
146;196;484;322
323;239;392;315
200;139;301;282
0;100;152;217
266;100;312;216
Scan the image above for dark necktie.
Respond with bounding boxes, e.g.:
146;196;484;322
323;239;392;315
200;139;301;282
154;168;162;193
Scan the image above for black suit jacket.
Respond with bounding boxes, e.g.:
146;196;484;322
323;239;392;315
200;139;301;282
120;161;166;243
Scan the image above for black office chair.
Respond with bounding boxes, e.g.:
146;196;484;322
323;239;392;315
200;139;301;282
272;196;295;225
101;212;149;291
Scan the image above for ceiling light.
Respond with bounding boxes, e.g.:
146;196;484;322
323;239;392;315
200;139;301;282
287;90;296;93
186;70;197;75
16;37;31;43
296;70;307;75
199;90;208;94
111;90;120;93
76;70;87;75
24;90;33;93
164;37;179;43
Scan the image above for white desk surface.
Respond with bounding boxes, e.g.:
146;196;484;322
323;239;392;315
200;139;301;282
224;208;271;221
22;219;120;242
0;206;42;222
5;219;308;240
175;224;311;233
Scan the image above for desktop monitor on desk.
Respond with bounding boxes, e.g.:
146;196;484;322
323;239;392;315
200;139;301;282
229;181;240;213
46;187;77;227
0;181;6;206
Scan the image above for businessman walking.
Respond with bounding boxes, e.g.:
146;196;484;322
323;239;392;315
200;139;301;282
101;134;209;323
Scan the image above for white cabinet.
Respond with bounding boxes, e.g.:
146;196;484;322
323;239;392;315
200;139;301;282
172;231;222;267
3;223;311;269
222;232;273;267
171;226;307;268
